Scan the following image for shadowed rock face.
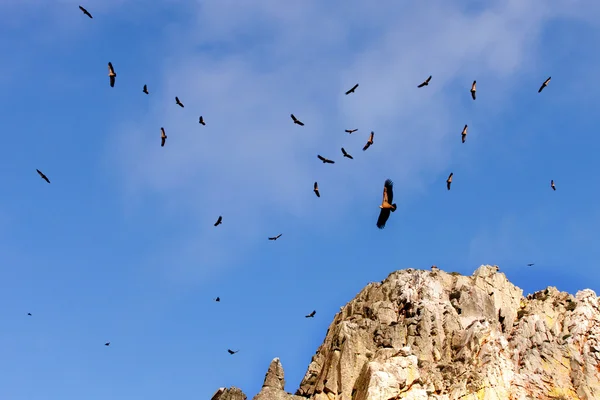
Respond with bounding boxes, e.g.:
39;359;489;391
212;265;600;400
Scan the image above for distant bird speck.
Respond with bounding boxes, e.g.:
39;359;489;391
79;5;93;18
36;169;50;183
538;77;551;93
470;80;476;100
317;155;335;164
314;182;320;197
305;310;316;318
160;127;167;147
108;62;116;87
291;114;304;126
345;129;358;134
143;84;148;94
175;97;184;107
417;75;432;88
345;83;359;95
227;349;239;355
268;234;283;241
199;116;205;125
341;148;353;159
446;173;453;190
363;131;374;151
214;216;222;227
377;179;397;229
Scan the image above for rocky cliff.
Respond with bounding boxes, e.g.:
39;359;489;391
212;265;600;400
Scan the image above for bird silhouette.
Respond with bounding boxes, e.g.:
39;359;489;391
108;62;116;87
446;173;453;190
214;297;220;302
143;84;148;94
470;80;476;100
175;97;184;107
417;75;432;88
268;234;283;241
341;148;353;159
345;129;358;134
105;342;110;346
538;77;551;93
317;155;335;164
305;310;316;318
27;313;32;316
291;114;304;126
160;127;167;147
551;180;556;191
199;116;206;125
214;216;222;226
227;349;239;355
461;125;468;143
345;83;359;95
527;263;535;267
79;5;93;18
314;182;320;197
363;131;374;151
376;179;397;229
36;169;50;183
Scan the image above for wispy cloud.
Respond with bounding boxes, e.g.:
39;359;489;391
101;0;597;286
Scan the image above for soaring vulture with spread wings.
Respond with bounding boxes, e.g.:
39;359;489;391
108;62;116;87
376;179;397;229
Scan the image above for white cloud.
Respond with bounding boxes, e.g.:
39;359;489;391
102;0;597;286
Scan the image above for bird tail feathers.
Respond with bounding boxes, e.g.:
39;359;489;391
391;204;397;212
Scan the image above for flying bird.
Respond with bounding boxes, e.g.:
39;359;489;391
27;313;32;316
461;125;468;143
551;180;556;191
345;129;358;134
79;5;93;18
214;297;220;302
538;77;551;93
341;148;353;159
227;349;239;355
175;97;184;107
160;127;167;147
105;342;110;346
313;182;320;197
376;179;397;229
317;155;335;164
199;116;205;125
470;80;476;100
268;234;283;241
417;75;432;88
291;114;304;126
143;84;148;94
108;62;116;87
527;263;535;267
36;169;50;183
214;216;222;226
363;131;374;151
345;83;359;95
446;173;453;190
305;310;316;318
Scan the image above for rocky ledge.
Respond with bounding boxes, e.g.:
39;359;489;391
212;265;600;400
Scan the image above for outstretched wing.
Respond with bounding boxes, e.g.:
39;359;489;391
384;179;394;204
376;209;391;229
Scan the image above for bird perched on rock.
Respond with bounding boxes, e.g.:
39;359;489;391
376;179;397;229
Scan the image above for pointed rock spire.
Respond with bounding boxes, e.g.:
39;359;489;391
262;357;285;390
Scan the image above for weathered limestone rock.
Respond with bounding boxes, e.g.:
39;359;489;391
214;265;600;400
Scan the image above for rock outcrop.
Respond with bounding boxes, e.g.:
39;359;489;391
213;265;600;400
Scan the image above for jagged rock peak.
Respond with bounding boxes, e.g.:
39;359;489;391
213;265;600;400
211;386;246;400
263;358;285;390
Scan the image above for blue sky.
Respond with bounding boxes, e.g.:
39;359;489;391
1;0;600;399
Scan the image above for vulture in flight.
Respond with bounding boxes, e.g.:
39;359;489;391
376;179;397;229
214;297;221;302
527;263;535;267
36;169;50;184
108;62;116;87
461;125;468;143
27;313;32;316
538;77;551;93
551;180;556;191
143;84;149;94
313;182;320;197
291;114;304;126
345;83;359;95
341;148;353;159
79;5;93;18
305;310;316;318
105;342;110;346
175;97;184;107
363;131;374;151
160;127;167;147
214;216;222;226
417;75;432;88
268;234;283;241
199;116;206;125
345;129;358;134
446;173;453;190
470;80;476;100
317;155;335;164
227;349;239;355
